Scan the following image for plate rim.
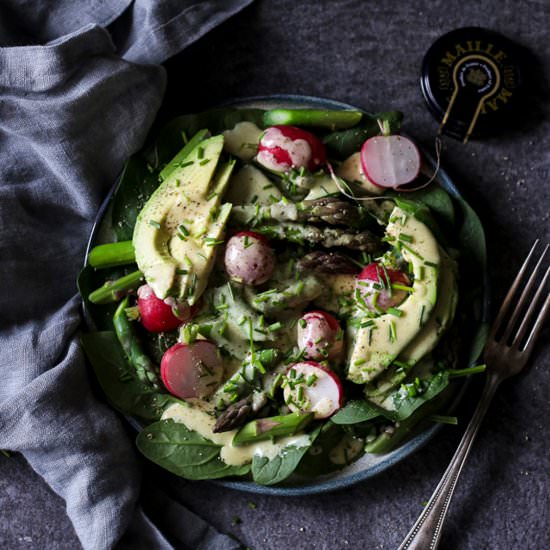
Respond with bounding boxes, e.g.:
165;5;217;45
82;93;490;496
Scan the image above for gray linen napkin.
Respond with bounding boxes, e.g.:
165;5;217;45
0;2;253;548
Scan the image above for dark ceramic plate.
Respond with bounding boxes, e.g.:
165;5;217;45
83;95;489;495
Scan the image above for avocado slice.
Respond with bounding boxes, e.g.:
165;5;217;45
347;206;441;384
133;135;234;303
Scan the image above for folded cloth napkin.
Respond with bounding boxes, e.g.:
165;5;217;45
0;2;253;548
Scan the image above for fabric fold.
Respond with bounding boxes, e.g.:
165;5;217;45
0;1;254;548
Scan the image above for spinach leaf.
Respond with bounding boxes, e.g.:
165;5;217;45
331;400;381;424
251;427;320;485
295;422;358;477
455;197;487;271
136;419;250;480
111;156;160;241
379;371;451;422
81;331;176;422
395;185;456;227
466;321;490;366
323;111;403;159
152;108;265;168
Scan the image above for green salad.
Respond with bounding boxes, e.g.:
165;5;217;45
79;104;488;486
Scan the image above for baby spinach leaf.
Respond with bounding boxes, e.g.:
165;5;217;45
136;419;250;480
331;400;381;424
296;422;356;477
455;197;487;271
81;331;176;422
323;111;403;159
397;185;456;227
152;108;265;168
379;371;451;422
251;427;320;485
111;156;160;241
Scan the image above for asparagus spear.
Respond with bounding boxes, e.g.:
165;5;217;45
263;109;362;130
296;251;358;274
254;222;381;251
213;395;254;433
113;297;160;390
88;270;144;304
213;349;280;410
231;197;365;227
232;412;314;446
88;241;135;269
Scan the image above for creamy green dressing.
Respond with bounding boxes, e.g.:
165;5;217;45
162;402;311;467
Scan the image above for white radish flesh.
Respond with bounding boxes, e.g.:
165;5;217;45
161;341;223;400
283;362;343;419
360;135;421;188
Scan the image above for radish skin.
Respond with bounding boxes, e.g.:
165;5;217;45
360;135;421;189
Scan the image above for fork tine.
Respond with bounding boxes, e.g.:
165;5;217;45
522;292;550;354
500;242;548;344
490;240;541;342
512;265;550;350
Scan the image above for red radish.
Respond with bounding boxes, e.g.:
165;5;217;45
137;284;191;332
283;362;343;419
297;310;343;361
360;134;421;189
160;340;223;400
356;262;411;312
256;125;326;173
224;231;275;285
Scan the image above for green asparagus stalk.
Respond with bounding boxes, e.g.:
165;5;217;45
263;109;362;130
231;197;365;227
113;297;160;390
88;270;144;304
213;349;279;410
232;412;314;446
88;241;135;269
254;222;381;251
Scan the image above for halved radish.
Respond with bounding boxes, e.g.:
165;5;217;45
360;135;421;189
137;284;191;333
224;231;275;285
256;125;326;173
297;310;343;361
356;262;411;312
283;361;343;419
160;340;223;400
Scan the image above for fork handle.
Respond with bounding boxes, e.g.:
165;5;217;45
398;374;500;550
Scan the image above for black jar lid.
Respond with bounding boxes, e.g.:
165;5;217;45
421;27;525;142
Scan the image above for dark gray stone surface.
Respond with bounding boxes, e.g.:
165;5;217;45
1;0;549;548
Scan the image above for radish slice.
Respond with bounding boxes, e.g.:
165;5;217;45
283;361;343;419
137;284;191;333
356;262;410;312
297;310;343;361
256;125;326;173
160;341;223;400
360;135;421;188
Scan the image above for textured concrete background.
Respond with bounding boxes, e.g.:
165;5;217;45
1;0;549;548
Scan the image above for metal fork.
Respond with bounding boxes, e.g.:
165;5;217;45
398;240;550;550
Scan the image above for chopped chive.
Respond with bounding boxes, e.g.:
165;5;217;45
306;374;317;387
268;322;282;332
399;233;413;243
360;320;375;328
199;158;210;166
354;358;366;366
389;320;397;343
424;260;439;268
299;318;307;329
400;243;424;260
449;364;486;378
179;160;194;168
197;146;204;159
148;220;161;229
392;283;414;293
175;268;189;275
428;414;458;425
178;224;190;237
387;307;403;317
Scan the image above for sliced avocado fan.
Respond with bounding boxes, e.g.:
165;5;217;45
133;135;234;303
